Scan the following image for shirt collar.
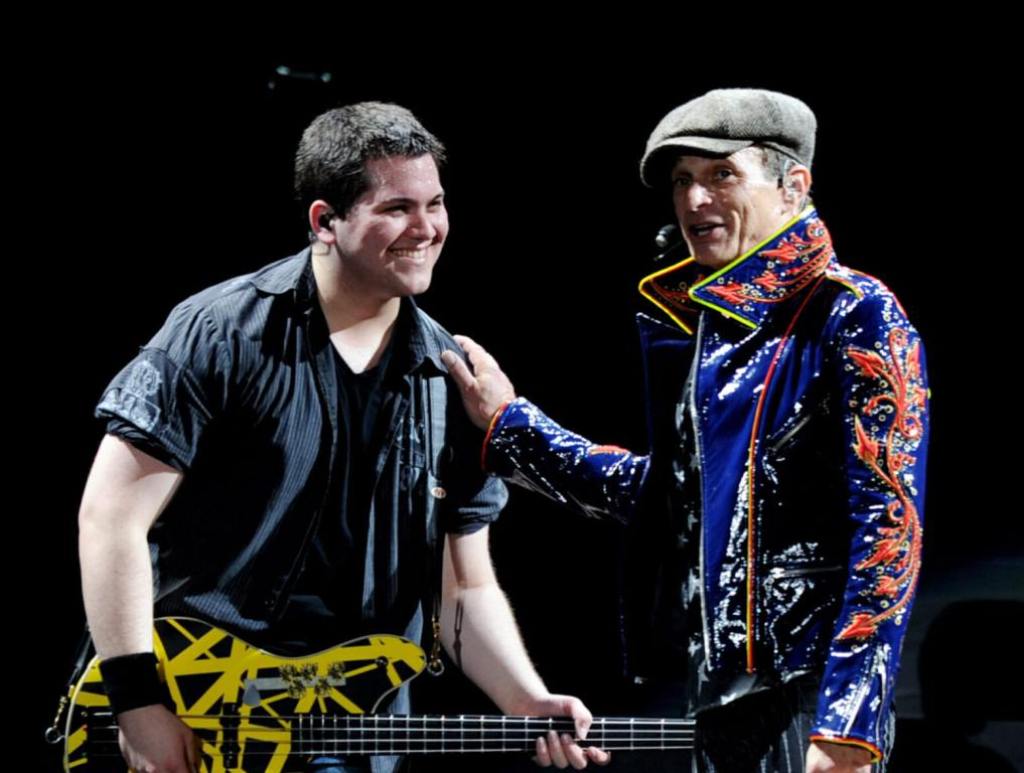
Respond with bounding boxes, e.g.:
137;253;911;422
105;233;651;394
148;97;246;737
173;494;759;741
249;246;444;376
638;207;836;334
250;246;315;296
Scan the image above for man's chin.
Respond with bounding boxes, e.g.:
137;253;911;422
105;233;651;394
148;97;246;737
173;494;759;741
692;250;735;270
395;275;434;297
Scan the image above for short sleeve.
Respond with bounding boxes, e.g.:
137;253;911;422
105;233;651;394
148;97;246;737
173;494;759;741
96;300;229;470
440;379;508;535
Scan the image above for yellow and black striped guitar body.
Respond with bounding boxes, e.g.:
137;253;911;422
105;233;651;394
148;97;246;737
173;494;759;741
64;617;427;772
64;617;694;771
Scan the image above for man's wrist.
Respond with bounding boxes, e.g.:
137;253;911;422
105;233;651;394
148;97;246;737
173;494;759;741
99;651;165;716
809;736;879;763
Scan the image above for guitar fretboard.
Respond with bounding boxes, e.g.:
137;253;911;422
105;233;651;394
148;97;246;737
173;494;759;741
284;714;696;755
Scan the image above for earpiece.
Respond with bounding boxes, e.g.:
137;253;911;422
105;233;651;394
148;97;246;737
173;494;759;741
780;175;800;203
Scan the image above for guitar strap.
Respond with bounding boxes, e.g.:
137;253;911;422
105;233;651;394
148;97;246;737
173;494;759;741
423;371;448;676
45;626;94;744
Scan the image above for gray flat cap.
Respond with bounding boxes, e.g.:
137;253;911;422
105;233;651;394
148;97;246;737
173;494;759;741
640;88;816;187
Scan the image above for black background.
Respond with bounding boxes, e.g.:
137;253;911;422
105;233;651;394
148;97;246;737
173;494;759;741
21;39;1022;771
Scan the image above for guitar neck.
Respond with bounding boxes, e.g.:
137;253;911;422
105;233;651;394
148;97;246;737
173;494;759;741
66;620;697;769
289;714;696;755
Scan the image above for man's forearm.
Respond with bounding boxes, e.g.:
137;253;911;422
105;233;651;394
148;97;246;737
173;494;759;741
79;514;155;657
485;398;649;525
440;580;548;714
78;435;182;657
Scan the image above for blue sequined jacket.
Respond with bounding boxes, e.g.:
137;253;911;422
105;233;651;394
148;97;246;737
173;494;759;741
483;209;928;760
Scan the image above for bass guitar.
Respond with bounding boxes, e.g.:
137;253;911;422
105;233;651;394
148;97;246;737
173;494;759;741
62;617;694;772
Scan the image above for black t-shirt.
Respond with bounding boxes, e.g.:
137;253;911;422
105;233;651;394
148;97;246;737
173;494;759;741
279;328;399;650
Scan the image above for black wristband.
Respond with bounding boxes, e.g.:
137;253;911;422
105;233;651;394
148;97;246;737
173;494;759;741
98;652;165;716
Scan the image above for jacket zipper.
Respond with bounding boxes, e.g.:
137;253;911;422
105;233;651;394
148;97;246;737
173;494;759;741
689;314;712;664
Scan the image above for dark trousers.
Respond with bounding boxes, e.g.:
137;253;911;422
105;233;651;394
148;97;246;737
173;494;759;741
619;676;891;773
694;678;893;773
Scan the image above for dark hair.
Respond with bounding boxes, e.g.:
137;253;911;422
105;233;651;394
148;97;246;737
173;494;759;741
757;146;797;184
294;102;447;218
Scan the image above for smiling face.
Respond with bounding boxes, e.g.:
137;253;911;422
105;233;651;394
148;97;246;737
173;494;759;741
671;147;796;269
327;154;448;301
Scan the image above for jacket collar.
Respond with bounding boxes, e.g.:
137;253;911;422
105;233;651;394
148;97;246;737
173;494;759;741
249;246;446;376
638;207;836;334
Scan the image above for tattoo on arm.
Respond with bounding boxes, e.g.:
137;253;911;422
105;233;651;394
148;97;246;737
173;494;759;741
453;601;465;671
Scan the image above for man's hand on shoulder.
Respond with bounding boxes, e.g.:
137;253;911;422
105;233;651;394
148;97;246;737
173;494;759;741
441;334;516;431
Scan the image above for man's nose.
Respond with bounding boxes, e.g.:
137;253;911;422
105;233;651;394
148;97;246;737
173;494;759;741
406;209;438;241
685;183;713;210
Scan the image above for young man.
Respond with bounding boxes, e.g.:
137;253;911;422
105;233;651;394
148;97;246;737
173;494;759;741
79;102;607;773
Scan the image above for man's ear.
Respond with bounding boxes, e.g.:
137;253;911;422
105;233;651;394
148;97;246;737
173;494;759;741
782;165;812;212
309;200;337;243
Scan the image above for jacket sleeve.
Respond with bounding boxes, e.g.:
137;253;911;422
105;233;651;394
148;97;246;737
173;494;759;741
481;397;650;525
810;288;929;760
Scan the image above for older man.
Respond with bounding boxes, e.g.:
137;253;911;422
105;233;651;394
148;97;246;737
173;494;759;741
444;89;928;773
